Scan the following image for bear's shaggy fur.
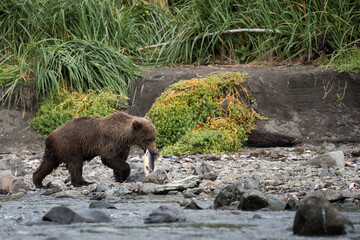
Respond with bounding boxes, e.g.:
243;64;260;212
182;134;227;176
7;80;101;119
33;111;159;188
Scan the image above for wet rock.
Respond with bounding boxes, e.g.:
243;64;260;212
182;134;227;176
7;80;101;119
89;201;117;209
0;175;27;194
214;182;246;209
42;180;67;195
43;206;112;224
340;203;358;210
90;192;106;200
155;175;201;194
144;205;186;224
240;191;269;211
229;201;241;210
193;162;218;180
285;194;299;210
214;183;285;211
95;184;110;193
266;195;286;211
307;151;345;169
184;188;206;198
293;194;354;236
126;162;146;182
184;198;212;210
252;214;262;219
146;169;169;184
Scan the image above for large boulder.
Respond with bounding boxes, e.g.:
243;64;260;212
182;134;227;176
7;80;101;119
293;194;354;236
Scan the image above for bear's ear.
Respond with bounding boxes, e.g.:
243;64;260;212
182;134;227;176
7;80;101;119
144;116;151;121
132;119;143;131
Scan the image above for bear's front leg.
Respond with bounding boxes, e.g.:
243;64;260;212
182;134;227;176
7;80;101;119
101;157;130;183
113;161;131;182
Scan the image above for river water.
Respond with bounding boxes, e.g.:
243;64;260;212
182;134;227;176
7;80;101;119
1;193;359;240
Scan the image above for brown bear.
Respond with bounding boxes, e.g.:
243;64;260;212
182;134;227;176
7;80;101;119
33;111;159;188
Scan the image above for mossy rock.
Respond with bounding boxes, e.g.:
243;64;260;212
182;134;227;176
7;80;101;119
147;72;265;155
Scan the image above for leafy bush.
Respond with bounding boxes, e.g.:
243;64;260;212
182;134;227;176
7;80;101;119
147;72;265;155
29;89;126;136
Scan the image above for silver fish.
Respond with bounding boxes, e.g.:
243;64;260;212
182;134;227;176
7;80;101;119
143;149;157;177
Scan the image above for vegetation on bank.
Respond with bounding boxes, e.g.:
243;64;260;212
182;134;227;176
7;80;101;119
147;72;265;154
1;0;359;152
29;89;126;136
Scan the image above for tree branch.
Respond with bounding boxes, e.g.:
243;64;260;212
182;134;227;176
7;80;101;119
137;28;282;51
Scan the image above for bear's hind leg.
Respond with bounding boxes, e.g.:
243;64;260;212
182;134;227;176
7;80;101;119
33;156;60;188
66;160;92;187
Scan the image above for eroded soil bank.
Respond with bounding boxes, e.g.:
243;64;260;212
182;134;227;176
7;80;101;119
1;65;360;152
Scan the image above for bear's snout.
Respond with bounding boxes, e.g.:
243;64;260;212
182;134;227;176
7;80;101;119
149;148;159;155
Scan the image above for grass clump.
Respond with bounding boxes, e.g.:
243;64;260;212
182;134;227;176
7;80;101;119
332;48;360;73
29;89;126;136
147;72;265;155
35;39;141;97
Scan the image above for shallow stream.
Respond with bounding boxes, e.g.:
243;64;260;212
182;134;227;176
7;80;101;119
1;193;359;240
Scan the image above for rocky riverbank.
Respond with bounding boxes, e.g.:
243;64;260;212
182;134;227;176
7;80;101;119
0;143;360;239
1;143;359;205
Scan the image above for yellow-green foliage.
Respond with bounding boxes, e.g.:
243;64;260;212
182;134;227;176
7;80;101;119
29;89;127;136
147;72;265;155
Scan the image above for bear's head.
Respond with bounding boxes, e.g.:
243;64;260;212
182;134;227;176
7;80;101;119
132;116;159;155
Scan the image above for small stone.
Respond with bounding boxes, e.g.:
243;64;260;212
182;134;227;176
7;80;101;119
340;202;358;210
53;190;83;199
45;180;67;193
285;195;299;210
144;205;186;224
89;201;117;209
193;162;218;180
184;188;205;198
307;151;345;169
146;169;169;184
140;183;157;195
184;198;212;210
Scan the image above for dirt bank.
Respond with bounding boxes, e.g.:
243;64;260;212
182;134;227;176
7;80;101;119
127;65;360;145
1;65;360;152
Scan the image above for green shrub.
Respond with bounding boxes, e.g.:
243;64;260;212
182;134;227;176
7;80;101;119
29;89;126;136
147;72;265;155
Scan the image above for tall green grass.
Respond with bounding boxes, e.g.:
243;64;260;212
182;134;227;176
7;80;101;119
1;0;359;103
145;0;360;64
